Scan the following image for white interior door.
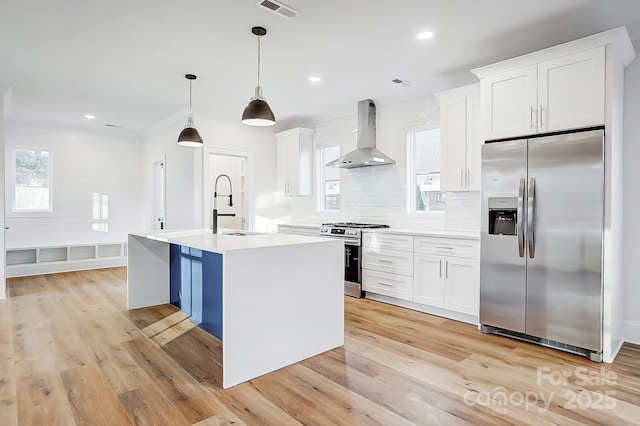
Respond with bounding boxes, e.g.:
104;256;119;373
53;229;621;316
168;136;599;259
203;147;253;231
152;157;166;230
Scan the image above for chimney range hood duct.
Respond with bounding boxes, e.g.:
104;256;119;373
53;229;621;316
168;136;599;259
326;99;395;169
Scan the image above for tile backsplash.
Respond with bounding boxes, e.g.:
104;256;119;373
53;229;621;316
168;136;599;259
286;95;481;233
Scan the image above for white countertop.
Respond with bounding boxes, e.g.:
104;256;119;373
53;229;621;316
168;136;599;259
129;228;338;254
362;228;479;240
277;223;321;229
276;223;479;240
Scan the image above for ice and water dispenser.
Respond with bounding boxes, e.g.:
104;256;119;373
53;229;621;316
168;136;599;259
488;197;518;236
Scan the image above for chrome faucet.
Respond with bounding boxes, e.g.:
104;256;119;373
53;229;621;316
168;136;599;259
213;174;236;234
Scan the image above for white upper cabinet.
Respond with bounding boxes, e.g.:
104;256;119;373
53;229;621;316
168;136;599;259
538;47;605;133
436;83;481;191
476;43;608;140
276;127;313;196
481;65;538;140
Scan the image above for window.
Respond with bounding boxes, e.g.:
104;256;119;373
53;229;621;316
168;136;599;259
92;193;109;232
317;143;340;211
407;127;446;213
12;148;52;212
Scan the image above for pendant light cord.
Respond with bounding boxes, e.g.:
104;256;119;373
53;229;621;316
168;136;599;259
257;34;261;88
189;79;194;126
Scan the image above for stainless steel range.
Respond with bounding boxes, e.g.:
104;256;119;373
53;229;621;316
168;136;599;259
319;222;389;298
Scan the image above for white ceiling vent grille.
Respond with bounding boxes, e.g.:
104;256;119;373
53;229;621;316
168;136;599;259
392;78;413;87
256;0;300;19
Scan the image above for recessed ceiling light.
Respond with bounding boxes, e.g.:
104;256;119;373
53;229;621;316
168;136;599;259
308;76;322;82
417;31;433;40
84;114;95;120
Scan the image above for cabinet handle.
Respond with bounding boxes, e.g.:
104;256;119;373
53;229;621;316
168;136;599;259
460;169;464;187
377;281;394;287
539;105;544;128
436;246;454;250
445;260;449;279
378;259;393;264
530;106;536;129
439;260;442;278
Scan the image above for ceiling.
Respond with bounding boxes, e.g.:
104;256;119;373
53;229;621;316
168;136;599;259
1;0;639;135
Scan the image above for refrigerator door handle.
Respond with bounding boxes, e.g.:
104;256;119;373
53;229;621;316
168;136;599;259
528;176;536;258
518;177;525;257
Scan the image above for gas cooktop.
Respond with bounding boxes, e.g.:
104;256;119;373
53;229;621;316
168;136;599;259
322;222;389;229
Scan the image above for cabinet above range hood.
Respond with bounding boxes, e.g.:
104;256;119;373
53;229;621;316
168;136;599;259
326;99;395;169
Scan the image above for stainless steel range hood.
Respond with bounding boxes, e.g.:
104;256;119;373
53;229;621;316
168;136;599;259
326;99;395;169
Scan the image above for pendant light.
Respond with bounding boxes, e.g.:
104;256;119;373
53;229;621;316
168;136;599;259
242;26;276;126
177;74;204;147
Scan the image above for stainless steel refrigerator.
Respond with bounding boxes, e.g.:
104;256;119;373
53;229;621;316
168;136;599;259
480;128;604;361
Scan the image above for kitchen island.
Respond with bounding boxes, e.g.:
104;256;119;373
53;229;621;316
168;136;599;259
127;228;344;388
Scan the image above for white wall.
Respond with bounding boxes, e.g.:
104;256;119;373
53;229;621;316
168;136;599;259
4;122;146;247
286;96;480;232
142;111;282;233
623;56;640;344
0;89;6;297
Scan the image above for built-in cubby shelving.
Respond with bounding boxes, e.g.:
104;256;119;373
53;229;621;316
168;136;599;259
5;242;127;278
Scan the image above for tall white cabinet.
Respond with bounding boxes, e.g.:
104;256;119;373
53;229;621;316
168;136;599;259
435;83;481;191
276;127;313;196
472;27;636;362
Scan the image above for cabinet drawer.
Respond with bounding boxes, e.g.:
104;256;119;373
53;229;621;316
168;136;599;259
363;269;413;301
363;233;413;252
362;248;413;276
414;236;479;258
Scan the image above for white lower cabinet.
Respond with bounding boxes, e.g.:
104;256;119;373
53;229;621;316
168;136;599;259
362;269;413;301
414;253;479;316
362;247;413;276
363;231;480;323
362;234;414;302
413;253;444;307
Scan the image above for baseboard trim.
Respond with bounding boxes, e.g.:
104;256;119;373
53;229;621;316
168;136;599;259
364;293;478;326
623;321;640;345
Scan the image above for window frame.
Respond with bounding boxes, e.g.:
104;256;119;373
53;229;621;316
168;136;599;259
406;125;446;215
316;141;341;213
9;146;54;214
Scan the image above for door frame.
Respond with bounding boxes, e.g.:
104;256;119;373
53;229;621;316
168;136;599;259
0;87;6;297
152;155;167;230
203;147;254;231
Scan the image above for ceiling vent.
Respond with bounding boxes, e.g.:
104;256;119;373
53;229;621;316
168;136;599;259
392;78;413;87
256;0;300;19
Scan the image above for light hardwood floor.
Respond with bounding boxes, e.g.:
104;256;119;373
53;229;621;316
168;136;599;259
1;267;639;425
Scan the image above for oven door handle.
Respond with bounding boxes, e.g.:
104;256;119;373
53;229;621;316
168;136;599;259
343;239;360;246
